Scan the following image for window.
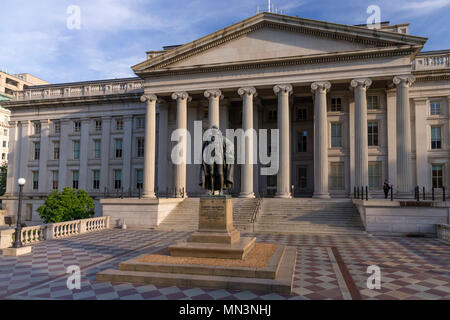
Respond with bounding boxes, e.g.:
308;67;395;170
136;169;143;189
115;118;123;131
432;165;443;188
3;129;7;136
330;98;342;112
330;162;344;189
115;139;123;158
298;167;307;189
95;120;102;132
74;120;81;133
368;162;382;188
33;122;41;135
114;170;122;189
93;170;100;190
135;117;145;129
368;122;379;146
297;131;307;152
52;171;59;190
367;96;380;110
94;140;101;159
53;121;60;134
34;142;40;160
72;171;79;189
331;123;342;148
53;141;60;160
430;102;441;115
73;140;80;160
2;141;6;148
1;153;5;160
268;110;277;122
136;137;144;158
32;171;39;190
296;108;307;121
431;126;442;149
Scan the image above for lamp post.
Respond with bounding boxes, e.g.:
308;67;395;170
12;178;26;249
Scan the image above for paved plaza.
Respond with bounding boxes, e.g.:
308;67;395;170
0;229;448;300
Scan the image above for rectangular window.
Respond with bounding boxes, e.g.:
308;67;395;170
367;96;380;110
1;153;5;160
135;117;145;129
3;129;7;136
2;141;6;148
74;120;81;133
34;142;40;160
114;170;122;189
136;137;145;158
330;98;342;112
296;108;307;121
52;171;59;190
368;122;379;146
432;165;443;188
297;131;307;152
115;139;123;158
431;126;442;149
331;123;343;148
53;121;60;134
34;122;41;135
136;169;144;189
95;120;102;132
430;102;441;115
94;140;101;159
330;162;344;189
53;141;60;160
115;118;123;131
368;162;382;189
32;171;39;190
73;140;80;160
93;170;100;190
72;171;79;189
298;167;307;189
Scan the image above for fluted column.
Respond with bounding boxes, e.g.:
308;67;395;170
238;87;257;198
273;84;293;198
141;94;158;198
204;89;223;128
393;75;415;195
351;78;372;189
311;81;331;199
172;92;191;198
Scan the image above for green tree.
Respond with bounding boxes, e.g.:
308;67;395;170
0;163;7;196
37;188;95;223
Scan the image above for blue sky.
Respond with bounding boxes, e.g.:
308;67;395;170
1;0;449;84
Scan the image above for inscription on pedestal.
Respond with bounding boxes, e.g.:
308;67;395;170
198;197;233;232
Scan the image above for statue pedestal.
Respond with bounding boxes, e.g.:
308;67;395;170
169;196;256;259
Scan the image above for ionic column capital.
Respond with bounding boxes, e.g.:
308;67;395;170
204;89;223;100
238;87;257;98
393;75;416;87
311;81;331;93
350;78;372;90
171;91;192;102
140;94;158;103
273;84;293;95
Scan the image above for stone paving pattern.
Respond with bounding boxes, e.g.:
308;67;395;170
0;229;448;300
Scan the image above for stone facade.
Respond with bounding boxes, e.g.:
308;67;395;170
1;13;450;222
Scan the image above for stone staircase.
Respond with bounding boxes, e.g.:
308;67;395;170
254;198;365;235
156;197;262;232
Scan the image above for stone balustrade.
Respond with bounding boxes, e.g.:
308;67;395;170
0;216;111;249
12;79;143;101
437;224;450;242
413;53;450;70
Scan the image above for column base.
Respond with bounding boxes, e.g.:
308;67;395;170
275;192;292;199
313;192;331;199
142;192;156;199
239;192;255;198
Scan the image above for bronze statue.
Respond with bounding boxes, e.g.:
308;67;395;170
199;126;234;195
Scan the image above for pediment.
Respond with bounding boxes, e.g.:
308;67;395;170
133;13;426;75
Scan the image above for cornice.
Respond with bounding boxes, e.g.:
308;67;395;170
413;69;450;82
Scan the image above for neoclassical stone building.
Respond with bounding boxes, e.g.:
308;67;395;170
2;13;450;221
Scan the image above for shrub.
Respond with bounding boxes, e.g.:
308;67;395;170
37;188;95;223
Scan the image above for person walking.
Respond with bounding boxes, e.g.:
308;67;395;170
383;179;391;199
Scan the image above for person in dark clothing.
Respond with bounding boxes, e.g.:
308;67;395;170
383;179;391;199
